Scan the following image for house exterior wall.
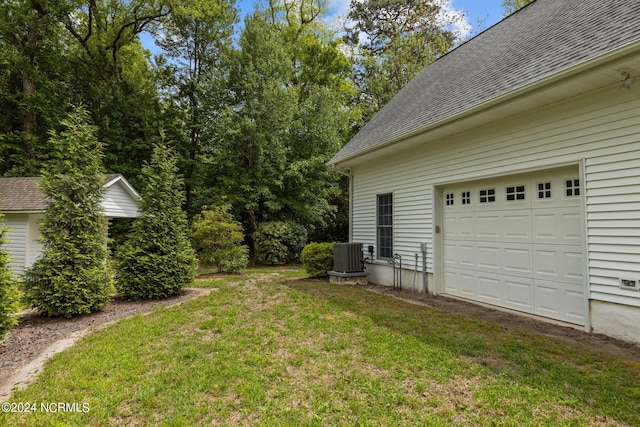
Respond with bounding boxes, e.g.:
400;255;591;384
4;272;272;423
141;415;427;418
350;84;640;342
102;182;139;218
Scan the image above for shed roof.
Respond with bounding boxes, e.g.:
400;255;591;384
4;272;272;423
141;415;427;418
0;174;139;213
329;0;640;166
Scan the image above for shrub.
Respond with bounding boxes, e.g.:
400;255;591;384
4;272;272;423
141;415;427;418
253;221;308;265
191;205;249;273
0;218;20;341
115;142;197;300
301;242;335;278
23;108;114;317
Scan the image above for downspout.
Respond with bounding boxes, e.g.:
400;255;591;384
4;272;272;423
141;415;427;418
332;165;352;242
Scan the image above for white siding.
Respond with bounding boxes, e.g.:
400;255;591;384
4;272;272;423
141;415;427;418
3;214;28;276
26;214;43;267
102;182;139;218
352;85;640;308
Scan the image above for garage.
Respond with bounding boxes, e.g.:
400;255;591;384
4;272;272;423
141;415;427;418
441;166;586;325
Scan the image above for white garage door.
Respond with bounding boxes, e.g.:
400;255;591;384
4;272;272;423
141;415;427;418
442;166;585;325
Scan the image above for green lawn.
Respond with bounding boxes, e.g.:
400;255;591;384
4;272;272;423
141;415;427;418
2;268;639;426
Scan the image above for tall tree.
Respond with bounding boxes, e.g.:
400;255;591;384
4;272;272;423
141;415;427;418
155;0;238;213
345;0;457;124
115;142;197;300
207;3;354;242
209;13;297;237
0;0;171;180
24;107;114;317
502;0;535;16
0;0;69;175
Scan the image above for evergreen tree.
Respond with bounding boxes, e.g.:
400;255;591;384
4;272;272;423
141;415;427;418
116;142;197;300
0;215;20;341
24;107;114;317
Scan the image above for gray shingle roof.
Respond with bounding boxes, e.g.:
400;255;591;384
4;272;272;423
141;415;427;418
0;174;125;212
330;0;640;165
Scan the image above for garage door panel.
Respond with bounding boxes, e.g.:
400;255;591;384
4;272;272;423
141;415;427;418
444;270;459;295
504;278;534;311
444;242;475;269
442;166;585;326
503;245;533;276
534;279;586;323
444;214;474;239
533;208;582;244
476;214;501;240
476;244;500;271
533;245;583;284
476;274;501;303
534;283;562;318
503;214;531;241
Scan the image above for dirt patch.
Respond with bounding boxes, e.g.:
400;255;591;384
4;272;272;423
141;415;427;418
0;287;215;402
362;284;640;363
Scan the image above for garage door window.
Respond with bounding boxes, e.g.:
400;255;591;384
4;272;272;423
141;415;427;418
506;185;525;201
538;182;552;199
461;191;471;205
565;179;580;197
377;193;393;259
479;189;495;203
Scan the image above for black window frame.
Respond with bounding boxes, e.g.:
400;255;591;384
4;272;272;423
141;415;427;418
565;179;581;197
461;191;471;205
376;193;393;260
506;185;526;201
479;188;496;203
446;193;455;206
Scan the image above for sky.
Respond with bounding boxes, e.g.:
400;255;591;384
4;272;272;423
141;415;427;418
233;0;507;38
141;0;506;52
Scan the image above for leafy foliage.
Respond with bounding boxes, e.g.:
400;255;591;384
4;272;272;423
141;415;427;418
155;0;238;214
301;242;335;278
0;0;464;249
0;216;20;341
502;0;535;16
254;221;308;265
23;107;114;317
345;0;457;123
191;204;249;273
115;142;197;300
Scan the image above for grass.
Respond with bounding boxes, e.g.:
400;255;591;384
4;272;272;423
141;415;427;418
2;267;639;426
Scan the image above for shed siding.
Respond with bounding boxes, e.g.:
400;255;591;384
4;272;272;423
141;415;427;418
26;214;43;267
3;214;28;276
102;182;139;218
351;85;640;307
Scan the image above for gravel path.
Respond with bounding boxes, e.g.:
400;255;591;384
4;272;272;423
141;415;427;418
0;287;215;402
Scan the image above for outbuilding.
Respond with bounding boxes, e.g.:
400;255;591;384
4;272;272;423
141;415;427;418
0;174;140;275
328;0;640;344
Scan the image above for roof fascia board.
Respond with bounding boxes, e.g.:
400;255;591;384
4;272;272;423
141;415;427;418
330;39;640;169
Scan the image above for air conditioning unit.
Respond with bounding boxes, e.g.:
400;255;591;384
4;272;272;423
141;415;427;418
333;243;363;273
